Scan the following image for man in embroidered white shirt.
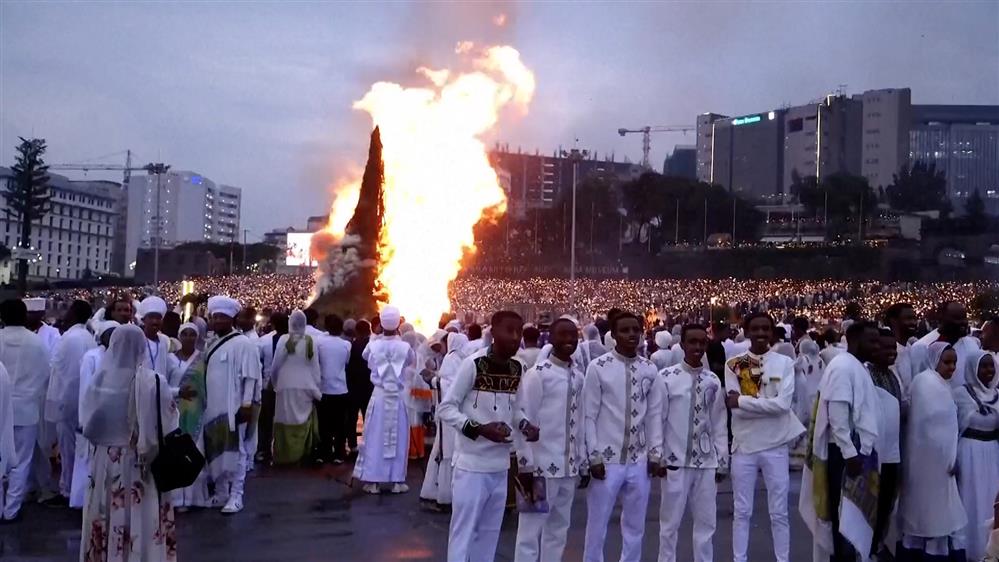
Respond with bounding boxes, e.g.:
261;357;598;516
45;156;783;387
514;318;586;562
657;324;728;562
582;312;666;562
724;312;805;562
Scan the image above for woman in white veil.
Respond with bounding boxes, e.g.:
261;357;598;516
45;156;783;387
270;310;322;465
80;324;180;562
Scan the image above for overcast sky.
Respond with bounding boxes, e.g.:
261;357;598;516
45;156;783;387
2;1;997;237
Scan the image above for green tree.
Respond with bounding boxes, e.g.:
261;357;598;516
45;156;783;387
886;161;948;214
4;138;52;294
965;189;988;233
793;172;875;241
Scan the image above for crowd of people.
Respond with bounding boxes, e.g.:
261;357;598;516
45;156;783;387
0;286;997;562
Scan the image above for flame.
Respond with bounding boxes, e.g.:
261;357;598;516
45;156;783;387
326;176;361;236
323;42;534;333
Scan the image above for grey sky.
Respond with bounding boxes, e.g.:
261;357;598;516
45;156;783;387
2;1;997;237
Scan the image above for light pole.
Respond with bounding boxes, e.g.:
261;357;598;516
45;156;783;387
560;147;588;284
146;163;170;288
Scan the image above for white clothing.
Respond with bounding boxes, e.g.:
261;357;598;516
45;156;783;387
514;476;577;562
515;347;542;369
206;295;240;318
582;350;665;467
817;353;880;460
2;423;37;519
872;366;902;464
448;468;507;562
893;341;915;400
317;333;351;396
658;467;717;562
731;445;791;562
724;350;805;455
137;296;167;318
0;326;50;427
659;361;727;471
819;345;844;366
45;324;95;425
536;342;592;372
911;331;981;387
69;347;103;508
583;461;651;562
420;341;469;504
206;332;262;434
437;347;530;474
141;332;173;381
900;368;967;539
36;323;61;356
0;366;14;479
353;335;414;483
954;365;999;562
515;356;585;478
257;331;277;388
650;348;676;371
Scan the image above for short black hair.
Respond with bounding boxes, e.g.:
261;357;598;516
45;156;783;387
354;319;371;338
845;320;878;343
549;318;577;334
1;299;27;326
937;300;963;315
68;300;93;325
467;323;483;340
325;314;344;336
883;303;914;323
845;302;862;318
270;312;289;335
792;316;809;332
681;323;707;343
304;308;319;326
610;311;642;334
489;311;523;329
522;325;541;342
742;312;774;331
878;327;894;338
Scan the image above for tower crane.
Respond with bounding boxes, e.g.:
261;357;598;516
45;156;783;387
617;125;695;170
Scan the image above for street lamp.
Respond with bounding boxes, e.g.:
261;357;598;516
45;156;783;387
559;147;589;284
145;163;171;288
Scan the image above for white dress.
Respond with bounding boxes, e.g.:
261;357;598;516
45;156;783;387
954;382;999;561
353;336;414;484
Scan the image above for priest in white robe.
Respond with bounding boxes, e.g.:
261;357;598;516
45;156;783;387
24;297;59;504
657;324;727;562
0;364;14;490
48;300;95;503
353;306;416;494
0;299;51;521
514;318;586;562
201;296;262;515
138;296;176;384
800;321;882;562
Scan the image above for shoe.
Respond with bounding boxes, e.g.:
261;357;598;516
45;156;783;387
42;495;69;507
390;483;409;494
221;495;244;515
362;483;380;495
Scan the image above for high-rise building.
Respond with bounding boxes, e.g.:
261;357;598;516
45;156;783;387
706;110;787;200
0;168;120;280
859;88;912;189
124;170;241;275
783;95;863;189
910;105;999;203
663;145;697;179
489;146;642;216
695;113;726;183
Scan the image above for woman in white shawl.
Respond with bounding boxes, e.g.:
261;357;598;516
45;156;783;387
80;324;179;562
270;310;322;465
401;330;431;460
418;332;469;509
898;342;967;562
169;322;209;510
791;339;824;469
0;364;14;485
953;350;999;561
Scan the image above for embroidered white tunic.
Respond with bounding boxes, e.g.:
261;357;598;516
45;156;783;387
515;356;586;478
582;350;665;466
660;361;728;471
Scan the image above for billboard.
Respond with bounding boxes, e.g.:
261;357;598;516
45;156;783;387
285;232;317;267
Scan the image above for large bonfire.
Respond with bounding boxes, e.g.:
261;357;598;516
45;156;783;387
311;42;535;333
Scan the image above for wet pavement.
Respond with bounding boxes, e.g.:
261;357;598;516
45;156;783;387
1;459;812;561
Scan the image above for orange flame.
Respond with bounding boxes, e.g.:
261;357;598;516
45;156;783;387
323;43;534;333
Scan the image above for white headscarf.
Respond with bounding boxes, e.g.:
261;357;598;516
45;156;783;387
138;296;167;319
381;305;402;332
964;349;998;402
446;333;470;358
207;296;240;319
94;320;120;346
80;324;147;447
655;330;672;350
926;341;953;379
178;322;201;349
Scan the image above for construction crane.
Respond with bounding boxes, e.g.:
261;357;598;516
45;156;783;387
617;125;695;170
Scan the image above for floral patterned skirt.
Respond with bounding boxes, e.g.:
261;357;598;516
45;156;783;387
81;445;177;562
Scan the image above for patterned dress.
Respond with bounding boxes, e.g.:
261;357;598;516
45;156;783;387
81;440;177;561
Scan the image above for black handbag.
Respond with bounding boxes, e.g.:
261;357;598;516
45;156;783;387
150;373;205;493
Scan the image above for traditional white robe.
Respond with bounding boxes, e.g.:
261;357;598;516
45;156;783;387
0;365;14;479
70;346;104;509
353;336;414;483
420;334;470;504
141;332;174;381
911;331;981;387
46;323;96;498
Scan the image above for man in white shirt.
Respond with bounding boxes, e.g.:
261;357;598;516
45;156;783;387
868;327;903;558
582;312;666;562
515;325;542;369
46;300;95;505
438;311;539;562
24;297;59;503
138;296;173;382
235;305;263;472
316;315;352;464
513;318;586;562
657;324;728;562
725;312;805;562
884;302;917;396
24;298;60;355
237;307;260;343
911;300;980;387
0;299;51;521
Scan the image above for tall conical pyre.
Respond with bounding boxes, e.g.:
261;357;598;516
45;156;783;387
308;127;385;320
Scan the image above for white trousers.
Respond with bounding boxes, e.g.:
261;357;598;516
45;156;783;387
30;420;56;496
243;416;257;471
56;420;76;497
515;476;577;562
731;445;790;562
658;468;717;562
69;434;90;509
214;423;249;505
3;425;38;519
448;468;507;562
583;462;651;562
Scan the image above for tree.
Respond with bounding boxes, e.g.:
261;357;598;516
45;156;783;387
793;172;875;241
886;161;948;214
3;138;52;294
965;189;988;233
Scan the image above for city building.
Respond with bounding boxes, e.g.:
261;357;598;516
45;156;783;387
859;88;912;189
910;104;999;205
705;110;787;200
489;145;642;216
0;168;120;280
783;94;863;189
124;170;241;275
695;113;726;183
662;145;697;179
